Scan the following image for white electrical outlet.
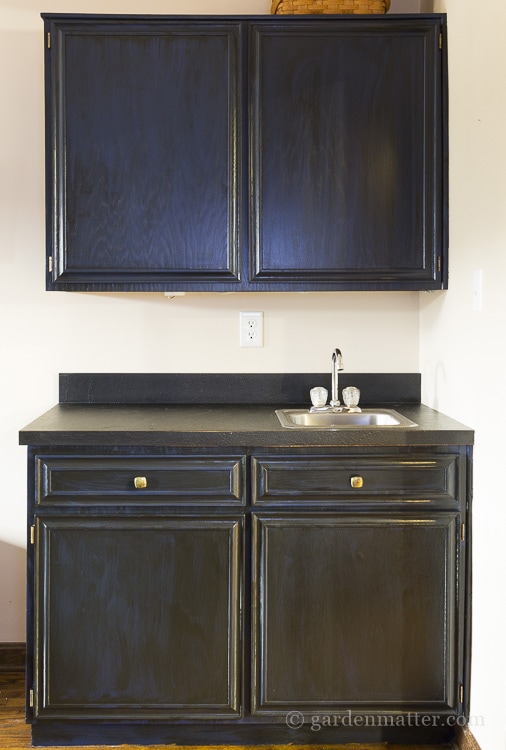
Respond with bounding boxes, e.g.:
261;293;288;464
240;311;263;347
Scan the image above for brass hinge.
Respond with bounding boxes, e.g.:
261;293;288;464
29;689;34;707
47;32;51;49
439;32;443;50
459;684;464;703
48;255;53;274
30;525;35;545
461;522;465;542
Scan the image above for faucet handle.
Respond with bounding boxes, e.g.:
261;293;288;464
310;387;328;408
342;386;360;410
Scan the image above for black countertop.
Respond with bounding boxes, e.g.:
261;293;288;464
19;402;473;448
19;373;473;448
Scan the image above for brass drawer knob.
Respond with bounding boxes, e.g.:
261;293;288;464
350;476;364;489
134;476;148;489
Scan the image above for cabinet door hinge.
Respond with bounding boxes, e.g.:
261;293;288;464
47;32;51;49
439;32;443;50
48;255;53;274
29;689;34;707
30;525;35;545
459;684;464;704
460;522;465;542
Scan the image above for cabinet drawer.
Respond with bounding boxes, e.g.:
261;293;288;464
252;455;459;506
37;456;245;505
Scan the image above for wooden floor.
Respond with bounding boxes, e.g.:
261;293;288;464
0;671;459;750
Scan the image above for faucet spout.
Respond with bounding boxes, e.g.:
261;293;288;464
330;348;344;407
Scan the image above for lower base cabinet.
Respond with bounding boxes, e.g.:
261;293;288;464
35;516;242;719
253;514;458;711
26;446;470;745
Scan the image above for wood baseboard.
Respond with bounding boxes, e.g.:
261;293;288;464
0;643;25;671
454;725;483;750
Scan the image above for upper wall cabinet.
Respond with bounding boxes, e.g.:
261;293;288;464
43;14;448;292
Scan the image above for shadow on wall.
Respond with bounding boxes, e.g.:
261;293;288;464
0;540;26;641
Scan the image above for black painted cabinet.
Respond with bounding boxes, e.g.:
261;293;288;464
45;19;242;290
250;21;446;289
26;445;469;745
43;14;447;292
253;514;458;712
35;516;242;719
250;453;465;720
31;453;245;721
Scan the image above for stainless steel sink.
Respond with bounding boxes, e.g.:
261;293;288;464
275;408;417;429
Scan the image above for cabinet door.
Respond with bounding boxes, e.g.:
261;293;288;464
250;19;446;290
34;515;242;719
252;513;461;716
46;20;242;291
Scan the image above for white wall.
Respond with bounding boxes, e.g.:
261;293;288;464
2;0;504;747
420;1;506;747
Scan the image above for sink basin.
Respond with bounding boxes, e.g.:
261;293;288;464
275;408;417;429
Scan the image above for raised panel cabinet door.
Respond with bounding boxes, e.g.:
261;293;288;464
250;19;446;290
34;515;242;719
45;19;242;290
252;513;462;718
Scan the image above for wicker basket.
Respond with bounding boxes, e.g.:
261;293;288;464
271;0;390;14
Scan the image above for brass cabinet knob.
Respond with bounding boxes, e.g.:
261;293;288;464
350;476;364;489
134;476;148;489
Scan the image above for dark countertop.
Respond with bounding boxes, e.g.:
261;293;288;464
19;374;473;448
19;402;473;448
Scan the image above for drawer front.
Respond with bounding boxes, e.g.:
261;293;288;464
37;455;245;505
252;455;459;506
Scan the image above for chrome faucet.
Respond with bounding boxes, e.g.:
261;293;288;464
330;348;344;407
